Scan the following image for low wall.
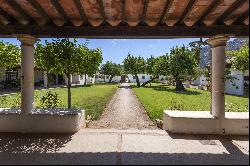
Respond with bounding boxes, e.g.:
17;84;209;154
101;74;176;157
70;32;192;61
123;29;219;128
0;108;85;133
163;110;249;135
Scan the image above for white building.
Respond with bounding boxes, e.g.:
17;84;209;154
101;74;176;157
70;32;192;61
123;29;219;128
193;69;248;96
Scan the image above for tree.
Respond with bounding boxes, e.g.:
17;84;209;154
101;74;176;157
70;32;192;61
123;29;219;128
0;41;20;76
227;44;249;74
35;41;57;88
77;44;102;85
189;38;208;66
123;53;146;87
141;55;170;86
100;61;122;83
42;38;81;109
169;45;197;91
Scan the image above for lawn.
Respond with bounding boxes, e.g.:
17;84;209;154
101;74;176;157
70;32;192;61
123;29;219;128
0;84;118;120
132;83;249;121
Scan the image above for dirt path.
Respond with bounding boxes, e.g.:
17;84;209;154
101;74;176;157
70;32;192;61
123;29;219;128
88;83;157;129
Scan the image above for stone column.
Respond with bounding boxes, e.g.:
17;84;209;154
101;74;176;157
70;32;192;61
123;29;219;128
207;35;229;119
17;35;37;114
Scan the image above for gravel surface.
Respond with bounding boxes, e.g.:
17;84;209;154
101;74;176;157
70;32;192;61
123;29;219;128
88;83;157;129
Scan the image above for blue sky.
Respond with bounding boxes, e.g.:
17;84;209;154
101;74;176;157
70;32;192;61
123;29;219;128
0;38;203;64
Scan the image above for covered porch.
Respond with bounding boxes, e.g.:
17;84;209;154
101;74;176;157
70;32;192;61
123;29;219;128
0;0;249;134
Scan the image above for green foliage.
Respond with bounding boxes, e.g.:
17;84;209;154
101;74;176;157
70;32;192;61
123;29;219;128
169;98;184;110
189;39;208;66
123;53;146;86
0;41;21;77
227;44;249;73
100;61;122;82
40;91;62;108
132;83;249;120
145;55;156;76
0;93;21;108
35;41;57;73
225;102;248;112
169;45;197;91
77;44;103;77
153;55;170;77
123;53;146;75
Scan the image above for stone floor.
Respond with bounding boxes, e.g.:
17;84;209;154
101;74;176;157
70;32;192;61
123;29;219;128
0;129;248;165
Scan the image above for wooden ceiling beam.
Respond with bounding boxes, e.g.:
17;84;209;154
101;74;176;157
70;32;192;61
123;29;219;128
0;25;248;38
196;0;223;25
28;0;53;25
73;0;88;24
6;0;33;24
141;0;149;24
176;0;197;25
233;9;249;25
0;7;16;24
159;0;174;25
217;0;246;24
97;0;106;21
50;0;70;25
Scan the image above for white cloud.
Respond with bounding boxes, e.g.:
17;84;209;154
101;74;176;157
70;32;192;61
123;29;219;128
111;39;127;47
149;44;157;48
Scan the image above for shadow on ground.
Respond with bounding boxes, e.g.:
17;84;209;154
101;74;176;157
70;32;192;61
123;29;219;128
0;132;248;165
131;84;202;95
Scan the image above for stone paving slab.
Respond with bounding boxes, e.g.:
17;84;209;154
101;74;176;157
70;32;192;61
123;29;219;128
0;129;248;165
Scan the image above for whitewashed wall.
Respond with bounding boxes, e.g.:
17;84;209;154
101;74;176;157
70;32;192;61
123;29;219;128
225;69;245;96
95;75;121;83
193;74;208;86
127;74;151;83
71;74;95;85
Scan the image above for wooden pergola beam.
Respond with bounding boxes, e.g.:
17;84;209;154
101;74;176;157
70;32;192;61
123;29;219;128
159;0;174;25
73;0;87;24
50;0;70;25
97;0;106;21
176;0;197;25
0;25;248;38
233;9;249;25
28;0;53;25
196;0;223;25
6;0;33;24
217;0;246;24
141;0;149;24
0;7;15;24
121;0;126;22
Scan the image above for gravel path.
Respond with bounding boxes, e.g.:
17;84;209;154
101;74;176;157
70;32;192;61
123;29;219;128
88;83;157;129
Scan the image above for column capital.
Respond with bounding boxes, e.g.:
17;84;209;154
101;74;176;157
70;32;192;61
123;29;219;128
207;35;230;48
17;34;37;47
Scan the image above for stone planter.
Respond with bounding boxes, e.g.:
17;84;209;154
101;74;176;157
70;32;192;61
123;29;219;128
0;108;85;133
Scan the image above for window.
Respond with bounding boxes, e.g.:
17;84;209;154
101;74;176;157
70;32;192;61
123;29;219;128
95;75;98;78
133;76;136;79
142;76;145;79
150;76;152;79
106;75;109;79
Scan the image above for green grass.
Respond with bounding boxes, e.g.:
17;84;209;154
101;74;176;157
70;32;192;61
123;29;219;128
132;83;249;121
0;84;118;120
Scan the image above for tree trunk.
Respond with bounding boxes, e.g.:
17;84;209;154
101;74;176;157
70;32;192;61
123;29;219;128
55;74;58;85
109;75;113;83
141;76;156;87
44;71;48;88
84;73;87;86
67;74;72;109
175;78;185;91
135;74;140;87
